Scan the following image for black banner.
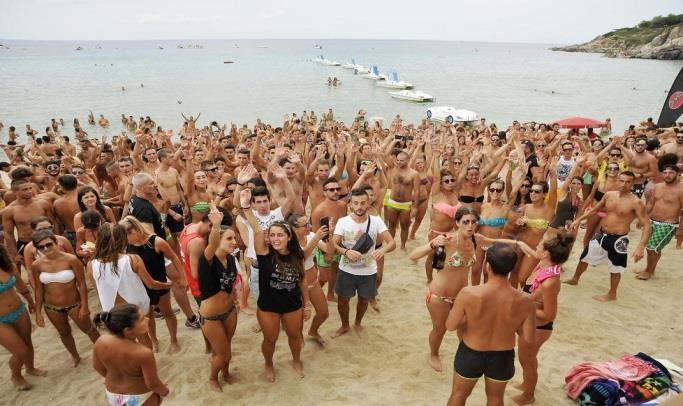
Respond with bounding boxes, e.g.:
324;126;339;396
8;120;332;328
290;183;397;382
657;67;683;127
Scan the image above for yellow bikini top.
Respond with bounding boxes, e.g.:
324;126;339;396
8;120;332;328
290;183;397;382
526;218;549;230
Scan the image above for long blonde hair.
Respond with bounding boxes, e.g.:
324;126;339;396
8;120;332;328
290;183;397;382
119;216;152;244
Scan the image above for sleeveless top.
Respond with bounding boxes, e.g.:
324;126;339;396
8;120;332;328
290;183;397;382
91;254;150;313
127;235;166;283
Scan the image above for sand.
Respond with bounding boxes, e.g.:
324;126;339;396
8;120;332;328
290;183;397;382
1;224;682;405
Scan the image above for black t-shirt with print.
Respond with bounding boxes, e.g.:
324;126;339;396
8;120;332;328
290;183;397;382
256;252;302;314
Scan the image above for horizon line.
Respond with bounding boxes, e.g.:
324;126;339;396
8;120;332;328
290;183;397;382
0;37;569;46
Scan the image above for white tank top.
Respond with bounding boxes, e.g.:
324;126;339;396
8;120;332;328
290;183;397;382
91;254;150;313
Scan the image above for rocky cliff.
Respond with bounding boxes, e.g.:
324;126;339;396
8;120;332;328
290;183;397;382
552;15;683;60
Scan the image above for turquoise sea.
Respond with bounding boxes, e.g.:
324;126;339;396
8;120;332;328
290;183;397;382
0;39;681;139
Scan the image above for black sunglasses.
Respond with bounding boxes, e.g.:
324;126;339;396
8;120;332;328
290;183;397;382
520;184;531;188
489;187;503;193
443;179;455;184
206;167;218;172
325;187;341;192
37;242;55;250
610;153;621;157
530;188;543;194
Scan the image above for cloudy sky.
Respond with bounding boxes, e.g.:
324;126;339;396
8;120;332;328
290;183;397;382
1;0;681;44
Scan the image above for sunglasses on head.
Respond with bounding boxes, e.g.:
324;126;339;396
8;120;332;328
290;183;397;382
530;188;544;194
37;241;54;250
325;187;341;192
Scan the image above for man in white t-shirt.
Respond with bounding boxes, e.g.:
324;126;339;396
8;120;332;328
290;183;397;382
331;188;395;337
556;141;576;188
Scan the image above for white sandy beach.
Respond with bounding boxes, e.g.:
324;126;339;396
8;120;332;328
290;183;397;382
1;222;682;405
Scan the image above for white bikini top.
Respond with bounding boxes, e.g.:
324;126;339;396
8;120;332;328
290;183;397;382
39;270;75;284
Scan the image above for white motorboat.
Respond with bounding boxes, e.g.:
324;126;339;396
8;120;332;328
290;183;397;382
389;90;434;102
320;59;341;66
376;72;414;89
342;58;360;69
362;66;387;80
426;106;479;124
354;65;370;74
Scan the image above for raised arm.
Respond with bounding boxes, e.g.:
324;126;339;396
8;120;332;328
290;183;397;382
203;209;224;261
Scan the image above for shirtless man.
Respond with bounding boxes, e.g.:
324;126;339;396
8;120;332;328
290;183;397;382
233;148;251;178
61;136;76;157
445;242;535;406
384;151;419;250
659;131;683;170
311;178;348;301
635;164;683;280
3;179;56;265
134;146;160;174
156;149;188;247
53;175;80;249
181;112;200;136
269;155;305;212
624;137;658;198
200;160;224;197
305;157;332;208
566;171;651;301
36;159;61;191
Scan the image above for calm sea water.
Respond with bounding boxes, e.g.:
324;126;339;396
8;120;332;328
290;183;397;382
0;39;681;140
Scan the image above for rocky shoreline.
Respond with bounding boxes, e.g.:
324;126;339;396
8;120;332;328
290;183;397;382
552;23;683;60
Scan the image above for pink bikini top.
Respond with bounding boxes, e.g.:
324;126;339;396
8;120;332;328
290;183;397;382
433;202;461;218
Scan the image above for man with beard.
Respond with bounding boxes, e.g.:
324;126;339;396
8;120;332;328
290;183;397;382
623;137;658;198
311;178;348;301
384;151;419;250
566;171;651;301
635;163;683;280
331;188;395;337
36;159;61;191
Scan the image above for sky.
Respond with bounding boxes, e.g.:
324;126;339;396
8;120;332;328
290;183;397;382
1;0;681;44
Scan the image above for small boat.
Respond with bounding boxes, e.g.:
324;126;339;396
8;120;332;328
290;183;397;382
314;44;323;49
223;61;234;64
354;65;370;74
258;45;268;48
157;45;164;50
177;45;184;49
234;44;239;48
342;58;359;69
376;72;413;89
426;106;479;124
75;46;83;51
389;90;434;102
362;66;387;80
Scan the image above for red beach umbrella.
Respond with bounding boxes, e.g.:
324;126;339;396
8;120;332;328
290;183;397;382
551;116;608;129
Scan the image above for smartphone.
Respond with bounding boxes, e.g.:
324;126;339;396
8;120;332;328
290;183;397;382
320;217;330;241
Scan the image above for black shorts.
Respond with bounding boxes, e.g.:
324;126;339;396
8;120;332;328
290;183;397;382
335;270;377;299
166;203;185;233
454;341;515;382
17;240;30;256
145;287;170;306
64;231;77;250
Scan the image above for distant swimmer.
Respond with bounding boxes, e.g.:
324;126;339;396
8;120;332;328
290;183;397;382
88;111;95;126
327;77;332;86
140;83;144;88
177;100;182;104
98;114;109;128
121;86;125;91
333;77;340;86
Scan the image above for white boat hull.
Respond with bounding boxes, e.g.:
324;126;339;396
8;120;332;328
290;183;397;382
377;81;414;89
389;91;434;102
427;107;479;123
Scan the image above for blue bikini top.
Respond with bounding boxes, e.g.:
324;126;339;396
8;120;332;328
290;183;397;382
479;217;507;228
0;275;17;294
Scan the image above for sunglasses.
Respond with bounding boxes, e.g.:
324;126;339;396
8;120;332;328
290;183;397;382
325;187;341;192
489;187;503;193
452;161;462;165
442;179;455;184
206;167;218;172
47;164;60;170
530;188;544;194
72;171;84;176
609;153;621;157
537;144;547;147
520;184;531;188
607;166;619;171
37;242;54;250
460;219;477;225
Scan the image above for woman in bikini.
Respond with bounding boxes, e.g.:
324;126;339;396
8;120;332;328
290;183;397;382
424;150;461;283
73;186;117;228
409;150;434;241
93;304;169;405
409;206;479;372
288;213;329;346
512;158;558;288
23;217;75;288
31;229;99;367
548;156;586;237
0;244;46;390
196;208;240;391
473;167;526;285
456;159;505;212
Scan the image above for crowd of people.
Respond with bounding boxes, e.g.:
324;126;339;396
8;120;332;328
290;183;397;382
0;110;681;405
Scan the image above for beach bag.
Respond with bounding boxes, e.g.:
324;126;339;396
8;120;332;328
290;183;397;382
351;217;373;254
